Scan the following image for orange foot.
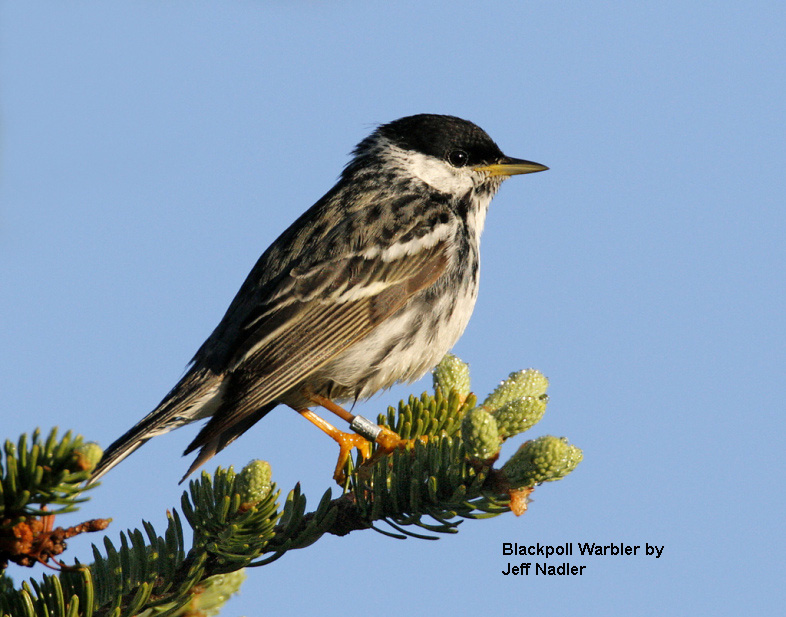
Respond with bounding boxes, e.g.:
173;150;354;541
297;408;372;483
296;396;428;484
358;425;429;471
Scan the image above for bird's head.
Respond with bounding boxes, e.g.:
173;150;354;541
348;114;547;196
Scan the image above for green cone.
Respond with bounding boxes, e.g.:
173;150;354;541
461;407;501;460
432;353;471;398
501;436;582;488
483;369;548;411
491;395;548;439
237;459;273;505
73;441;103;472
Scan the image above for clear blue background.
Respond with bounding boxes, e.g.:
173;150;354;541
2;2;784;615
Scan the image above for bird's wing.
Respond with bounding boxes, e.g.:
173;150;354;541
181;229;451;471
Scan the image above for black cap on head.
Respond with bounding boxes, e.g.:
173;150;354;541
355;114;506;168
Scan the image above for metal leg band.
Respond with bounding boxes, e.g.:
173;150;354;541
350;415;382;441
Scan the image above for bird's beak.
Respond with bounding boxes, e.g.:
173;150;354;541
474;157;549;177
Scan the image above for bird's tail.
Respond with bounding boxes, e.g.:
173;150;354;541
178;400;278;483
88;371;225;484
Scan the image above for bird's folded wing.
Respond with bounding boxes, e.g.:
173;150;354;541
183;236;450;455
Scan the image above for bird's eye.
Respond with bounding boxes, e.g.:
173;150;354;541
447;150;469;167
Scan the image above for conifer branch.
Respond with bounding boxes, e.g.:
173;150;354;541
1;356;582;617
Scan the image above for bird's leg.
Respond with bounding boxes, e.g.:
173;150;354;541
306;394;422;469
293;407;373;483
307;393;405;449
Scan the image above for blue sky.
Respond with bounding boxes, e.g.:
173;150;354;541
2;2;784;615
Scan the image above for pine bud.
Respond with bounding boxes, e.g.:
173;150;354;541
482;369;548;411
501;436;582;488
236;460;273;505
491;395;548;439
461;407;501;460
187;570;247;616
432;354;471;398
72;442;103;472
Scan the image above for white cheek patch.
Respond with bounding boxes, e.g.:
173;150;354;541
385;144;478;195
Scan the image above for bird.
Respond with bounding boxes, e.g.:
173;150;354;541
89;114;547;485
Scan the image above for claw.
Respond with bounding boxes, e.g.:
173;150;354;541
294;397;426;484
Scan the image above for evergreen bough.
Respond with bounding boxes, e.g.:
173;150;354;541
0;355;581;616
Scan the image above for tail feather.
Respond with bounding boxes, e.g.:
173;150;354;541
88;428;153;484
89;371;224;484
179;401;277;483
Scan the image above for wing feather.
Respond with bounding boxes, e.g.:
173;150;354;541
184;238;449;456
